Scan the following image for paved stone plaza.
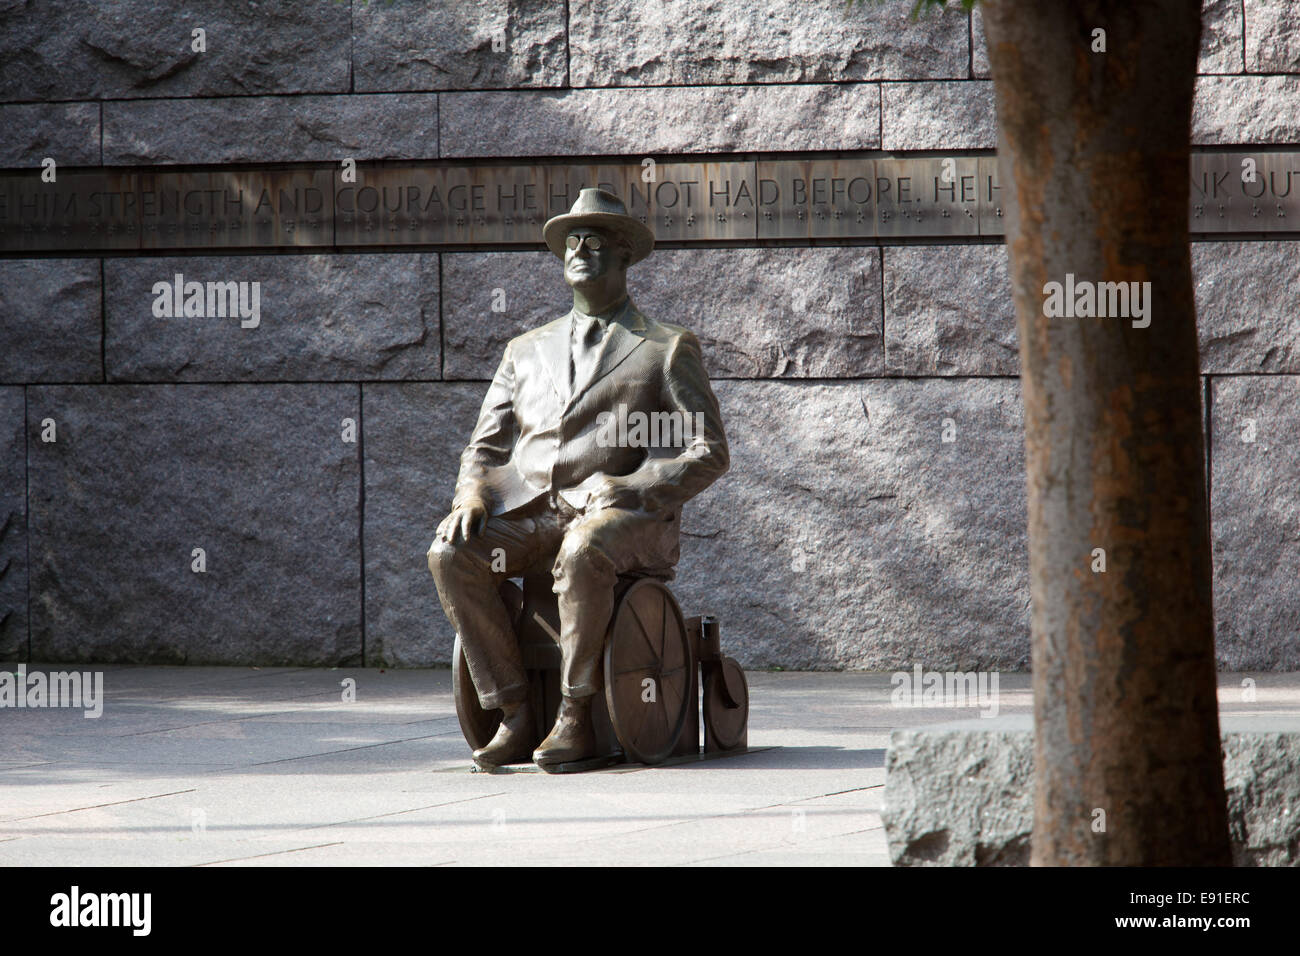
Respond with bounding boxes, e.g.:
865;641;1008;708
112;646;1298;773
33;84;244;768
1;667;1295;866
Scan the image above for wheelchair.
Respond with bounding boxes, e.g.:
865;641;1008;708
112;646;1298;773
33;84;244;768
452;564;750;768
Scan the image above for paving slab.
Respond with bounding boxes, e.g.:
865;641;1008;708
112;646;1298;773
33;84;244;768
0;666;1295;866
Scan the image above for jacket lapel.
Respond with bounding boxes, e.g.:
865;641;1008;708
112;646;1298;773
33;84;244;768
533;313;573;406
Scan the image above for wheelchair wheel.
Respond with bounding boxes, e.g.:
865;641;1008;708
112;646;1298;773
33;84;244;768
452;634;500;752
703;656;749;751
603;579;693;765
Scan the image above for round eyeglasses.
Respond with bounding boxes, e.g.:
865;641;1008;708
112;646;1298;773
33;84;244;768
565;234;605;251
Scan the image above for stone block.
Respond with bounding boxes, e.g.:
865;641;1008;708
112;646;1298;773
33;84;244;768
883;717;1034;866
882;82;996;151
104;254;439;382
1201;0;1247;73
103;94;438;165
1194;75;1300;144
442;248;884;380
673;378;1030;671
1246;0;1300;72
361;383;483;667
1223;723;1300;866
441;251;566;381
972;8;990;79
569;0;969;86
975;0;1244;78
883;715;1300;866
439;84;881;157
354;0;566;91
1210;376;1300;670
0;103;100;167
884;245;1016;375
27;384;362;665
1194;241;1300;373
0;259;103;384
0;0;349;101
0;387;26;659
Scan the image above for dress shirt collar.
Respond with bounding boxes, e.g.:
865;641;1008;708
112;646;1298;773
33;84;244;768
572;295;630;330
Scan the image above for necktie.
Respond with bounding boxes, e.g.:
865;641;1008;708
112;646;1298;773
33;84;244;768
571;314;605;396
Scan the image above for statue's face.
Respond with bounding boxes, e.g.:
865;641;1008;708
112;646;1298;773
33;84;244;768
563;227;622;287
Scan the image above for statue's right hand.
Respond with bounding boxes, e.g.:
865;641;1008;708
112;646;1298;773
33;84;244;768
437;498;488;544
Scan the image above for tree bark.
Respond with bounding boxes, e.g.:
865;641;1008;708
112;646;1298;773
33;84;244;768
980;0;1231;865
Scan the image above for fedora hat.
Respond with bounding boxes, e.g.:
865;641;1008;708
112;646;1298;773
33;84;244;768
543;188;655;266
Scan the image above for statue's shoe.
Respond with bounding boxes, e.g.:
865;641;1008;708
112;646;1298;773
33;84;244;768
472;705;536;770
533;696;601;772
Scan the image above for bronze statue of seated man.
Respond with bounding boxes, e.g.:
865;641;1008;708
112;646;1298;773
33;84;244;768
428;188;729;773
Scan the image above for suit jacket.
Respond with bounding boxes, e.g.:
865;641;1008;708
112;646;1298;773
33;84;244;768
453;297;729;523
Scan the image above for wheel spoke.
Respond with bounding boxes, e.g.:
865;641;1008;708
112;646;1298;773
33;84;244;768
614;665;656;678
662;633;683;669
656;595;667;658
628;692;653;746
662;675;683;717
655;698;669;750
640;699;656;749
627;602;659;662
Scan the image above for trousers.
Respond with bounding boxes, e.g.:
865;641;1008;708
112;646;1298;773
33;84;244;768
428;498;680;708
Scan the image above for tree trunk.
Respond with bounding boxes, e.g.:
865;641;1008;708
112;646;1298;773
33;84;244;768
980;0;1231;865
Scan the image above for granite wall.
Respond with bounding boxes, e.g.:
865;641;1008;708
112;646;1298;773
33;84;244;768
1;0;1297;670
